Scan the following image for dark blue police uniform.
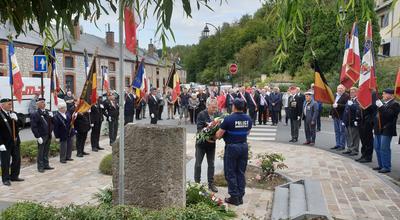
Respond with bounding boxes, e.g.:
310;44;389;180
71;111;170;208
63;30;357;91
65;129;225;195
220;111;252;201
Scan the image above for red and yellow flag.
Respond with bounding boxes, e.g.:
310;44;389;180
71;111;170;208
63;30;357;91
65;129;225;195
75;56;97;113
313;61;334;104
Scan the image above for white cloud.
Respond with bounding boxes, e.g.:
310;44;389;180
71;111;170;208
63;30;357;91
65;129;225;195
81;0;263;48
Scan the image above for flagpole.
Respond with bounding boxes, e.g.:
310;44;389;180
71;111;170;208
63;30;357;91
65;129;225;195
118;0;125;205
7;39;17;143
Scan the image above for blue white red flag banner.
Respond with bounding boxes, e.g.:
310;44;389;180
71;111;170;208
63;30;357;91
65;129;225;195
357;20;377;109
8;41;24;103
344;22;361;87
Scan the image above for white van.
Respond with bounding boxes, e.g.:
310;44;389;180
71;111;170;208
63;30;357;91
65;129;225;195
0;76;57;124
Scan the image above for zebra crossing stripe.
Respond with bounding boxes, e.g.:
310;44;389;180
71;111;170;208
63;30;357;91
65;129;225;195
249;133;276;137
248;137;276;141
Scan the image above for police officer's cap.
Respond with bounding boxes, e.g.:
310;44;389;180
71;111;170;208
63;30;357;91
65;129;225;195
36;98;46;102
233;98;245;110
0;98;12;103
383;88;394;95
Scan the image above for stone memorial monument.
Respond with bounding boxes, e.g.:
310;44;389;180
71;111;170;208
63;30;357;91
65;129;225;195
112;124;186;209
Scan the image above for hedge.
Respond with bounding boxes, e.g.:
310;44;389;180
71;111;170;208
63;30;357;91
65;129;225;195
99;154;112;175
20;140;59;162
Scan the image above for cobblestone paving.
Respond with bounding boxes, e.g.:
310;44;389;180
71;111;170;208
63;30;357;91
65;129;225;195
249;140;400;220
0;139;112;207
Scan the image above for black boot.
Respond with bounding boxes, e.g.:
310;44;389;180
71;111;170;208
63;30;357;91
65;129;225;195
208;184;218;193
224;196;240;206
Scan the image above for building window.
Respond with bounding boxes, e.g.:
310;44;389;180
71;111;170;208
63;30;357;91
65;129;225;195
64;56;74;69
109;61;116;72
383;43;390;56
125;77;130;87
65;74;75;94
0;48;4;64
0;46;5;76
380;13;389;28
162;78;166;87
156;68;160;75
109;76;116;90
156;78;159;88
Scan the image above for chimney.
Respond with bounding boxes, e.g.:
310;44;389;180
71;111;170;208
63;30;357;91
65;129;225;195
148;38;155;55
105;24;114;48
73;22;80;41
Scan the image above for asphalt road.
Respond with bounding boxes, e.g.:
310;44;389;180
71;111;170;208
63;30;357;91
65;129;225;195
275;118;400;182
19;110;400;182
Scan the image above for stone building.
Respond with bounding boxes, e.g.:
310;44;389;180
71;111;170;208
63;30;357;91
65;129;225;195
375;0;400;57
0;24;186;95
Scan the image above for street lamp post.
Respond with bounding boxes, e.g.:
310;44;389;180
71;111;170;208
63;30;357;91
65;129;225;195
202;23;221;93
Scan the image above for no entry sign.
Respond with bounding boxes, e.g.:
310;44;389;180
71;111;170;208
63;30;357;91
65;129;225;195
229;63;237;74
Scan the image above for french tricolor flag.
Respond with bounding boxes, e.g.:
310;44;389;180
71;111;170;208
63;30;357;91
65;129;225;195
345;22;361;86
8;41;24;103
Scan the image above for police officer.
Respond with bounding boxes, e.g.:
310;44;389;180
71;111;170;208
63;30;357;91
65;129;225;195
0;98;24;185
90;96;105;151
373;88;400;173
194;98;219;192
30;98;54;173
216;98;252;206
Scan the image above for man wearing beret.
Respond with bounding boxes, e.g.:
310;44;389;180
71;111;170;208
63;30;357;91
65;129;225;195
373;88;400;173
0;98;24;185
30;98;54;173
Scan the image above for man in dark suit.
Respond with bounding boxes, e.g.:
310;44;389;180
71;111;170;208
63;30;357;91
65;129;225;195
225;89;236;114
30;98;54;173
258;89;269;125
148;88;159;124
90;96;105;151
356;92;377;163
124;87;135;125
104;93;119;145
288;87;304;142
302;92;318;145
342;87;360;156
74;111;91;157
245;88;259;126
373;88;400;173
269;87;282;126
330;84;350;151
53;101;74;163
0;98;24;185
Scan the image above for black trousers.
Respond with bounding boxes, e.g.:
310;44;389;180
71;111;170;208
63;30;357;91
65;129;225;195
135;108;141;120
109;120;118;144
249;108;257;125
258;105;267;124
91;121;102;149
359;122;374;160
1;143;21;182
124;114;134;125
59;138;73;162
150;111;158;124
76;132;88;155
194;142;216;185
158;105;164;119
271;110;279;125
189;108;197;124
37;135;51;170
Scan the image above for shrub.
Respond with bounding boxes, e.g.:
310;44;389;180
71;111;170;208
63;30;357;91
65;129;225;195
20;140;60;162
1;202;58;220
255;153;287;178
99;154;112;175
93;187;113;205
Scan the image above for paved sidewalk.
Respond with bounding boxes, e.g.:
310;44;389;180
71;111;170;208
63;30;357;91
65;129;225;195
249;140;400;220
0;139;112;207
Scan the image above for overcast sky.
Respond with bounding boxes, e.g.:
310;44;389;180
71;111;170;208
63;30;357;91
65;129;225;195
81;0;264;49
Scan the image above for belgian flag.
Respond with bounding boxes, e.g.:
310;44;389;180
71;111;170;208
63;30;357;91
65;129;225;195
313;61;334;104
75;56;97;113
165;62;180;102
